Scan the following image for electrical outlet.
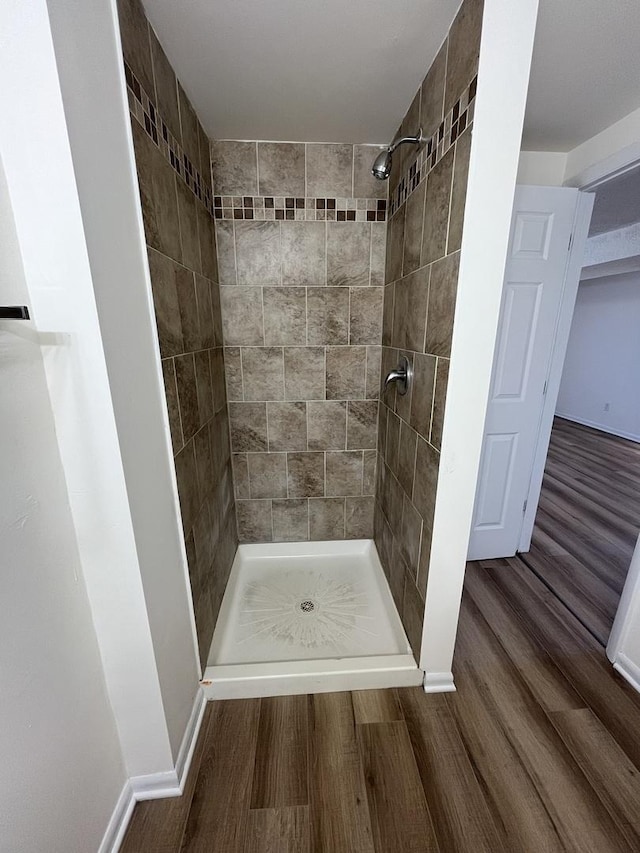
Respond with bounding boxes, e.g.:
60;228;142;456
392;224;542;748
604;402;610;412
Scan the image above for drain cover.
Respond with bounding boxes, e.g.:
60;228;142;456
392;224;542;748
299;599;315;613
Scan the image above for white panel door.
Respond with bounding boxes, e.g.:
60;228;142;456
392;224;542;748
468;186;584;560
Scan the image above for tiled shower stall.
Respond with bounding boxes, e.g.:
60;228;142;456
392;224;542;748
117;0;482;680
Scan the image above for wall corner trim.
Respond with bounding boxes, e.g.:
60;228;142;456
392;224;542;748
99;689;207;852
613;655;640;695
422;671;456;693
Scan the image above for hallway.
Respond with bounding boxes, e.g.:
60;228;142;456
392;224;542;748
122;556;640;852
521;417;640;645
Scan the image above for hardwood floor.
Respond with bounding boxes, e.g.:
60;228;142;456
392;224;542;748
522;417;640;644
122;556;640;852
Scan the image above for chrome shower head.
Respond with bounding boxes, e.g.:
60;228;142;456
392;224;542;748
371;128;423;181
371;148;393;180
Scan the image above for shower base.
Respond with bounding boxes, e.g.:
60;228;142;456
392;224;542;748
202;539;422;700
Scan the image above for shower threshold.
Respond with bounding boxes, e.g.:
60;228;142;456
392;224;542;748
201;539;423;700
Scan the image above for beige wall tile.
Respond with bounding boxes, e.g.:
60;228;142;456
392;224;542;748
178;83;199;166
162;358;183;453
420;40;447;141
214;221;237;285
258;142;305;196
211;140;258;196
448;126;472;255
307;401;347;451
241;347;284;401
326;451;363;497
421;145;454;266
116;0;154;95
347;401;378;450
327;222;370;287
306;143;353;198
235;221;281;286
197;203;218;281
272;499;309;542
400;495;422;577
220;286;264;345
237;500;272;543
175;353;200;441
370;222;387;287
309;498;345;540
194;349;213;425
365;346;382;400
402;574;424;658
307;288;349;345
132;121;181;260
284;347;325;400
248;452;287;499
175;439;198;533
397;421;418;497
229;402;268;452
412;435;439;521
385;205;405;285
326;346;366;399
263;287;307;345
363;449;377;495
267;402;307;451
281;222;326;286
425;251;460;357
232;453;250;499
402;179;426;276
409;353;437;440
350;287;383;346
353;145;388;199
149;30;181;142
147;247;183;357
445;0;483;113
287;452;325;498
224;346;243;401
430;357;449;450
346;496;375;539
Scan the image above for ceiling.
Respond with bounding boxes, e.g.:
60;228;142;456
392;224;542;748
523;0;640;151
143;0;640;153
142;0;461;144
588;165;640;236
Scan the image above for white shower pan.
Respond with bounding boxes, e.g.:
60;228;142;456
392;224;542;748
202;539;423;699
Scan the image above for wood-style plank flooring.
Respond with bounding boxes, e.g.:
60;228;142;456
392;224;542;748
522;417;640;644
122;555;640;852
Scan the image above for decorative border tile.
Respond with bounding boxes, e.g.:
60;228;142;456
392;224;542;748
214;196;387;221
389;74;477;216
124;61;214;216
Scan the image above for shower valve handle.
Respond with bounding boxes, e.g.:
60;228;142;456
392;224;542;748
384;356;412;396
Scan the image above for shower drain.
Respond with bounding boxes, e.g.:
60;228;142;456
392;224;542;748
299;599;315;613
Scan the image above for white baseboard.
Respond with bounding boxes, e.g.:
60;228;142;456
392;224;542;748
99;687;206;852
613;654;640;695
555;413;640;444
423;671;456;693
97;781;135;853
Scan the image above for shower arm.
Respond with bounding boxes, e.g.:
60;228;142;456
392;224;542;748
387;129;423;154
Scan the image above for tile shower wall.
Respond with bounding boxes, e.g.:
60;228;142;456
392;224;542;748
117;0;237;667
212;142;387;543
374;0;483;655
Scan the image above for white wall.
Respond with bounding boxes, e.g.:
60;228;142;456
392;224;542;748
556;273;640;442
420;0;540;684
46;0;200;761
0;157;126;852
517;150;567;185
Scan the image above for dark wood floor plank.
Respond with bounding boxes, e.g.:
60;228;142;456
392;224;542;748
180;699;261;852
466;564;586;712
250;695;308;809
526;419;640;640
399;687;506;852
456;591;632;853
352;688;403;723
357;719;439;853
549;708;640;850
243;806;309;853
121;704;214;853
307;691;375;853
481;558;640;769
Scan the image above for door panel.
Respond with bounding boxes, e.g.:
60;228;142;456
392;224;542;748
468;186;586;560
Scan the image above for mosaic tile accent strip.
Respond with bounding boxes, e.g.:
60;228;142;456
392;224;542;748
214;196;387;222
389;74;477;216
124;61;214;216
